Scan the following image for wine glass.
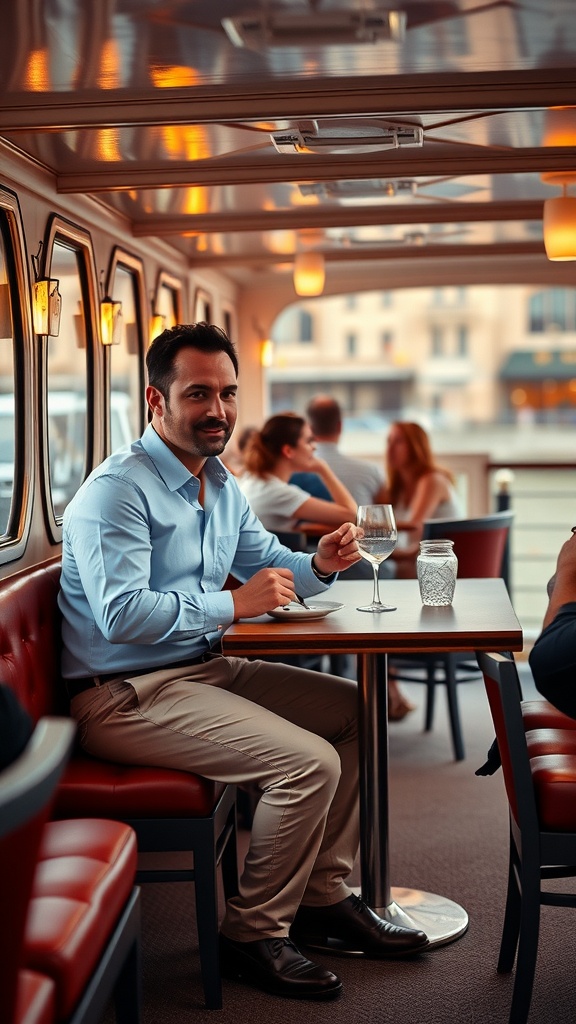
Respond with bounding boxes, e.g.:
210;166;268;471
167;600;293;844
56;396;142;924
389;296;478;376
356;504;398;612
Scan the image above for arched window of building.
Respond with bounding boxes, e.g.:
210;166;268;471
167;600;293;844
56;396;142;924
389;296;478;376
298;309;313;342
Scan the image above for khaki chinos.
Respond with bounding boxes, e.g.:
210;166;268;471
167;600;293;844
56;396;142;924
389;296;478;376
70;651;359;942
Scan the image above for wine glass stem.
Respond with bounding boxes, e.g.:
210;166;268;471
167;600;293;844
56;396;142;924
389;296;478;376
372;563;381;606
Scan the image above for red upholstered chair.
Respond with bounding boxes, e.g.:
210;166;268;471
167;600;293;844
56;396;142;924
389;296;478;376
390;511;514;760
477;652;576;1024
0;561;238;1011
0;717;141;1024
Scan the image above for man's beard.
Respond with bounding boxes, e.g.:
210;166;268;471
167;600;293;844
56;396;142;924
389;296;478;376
190;419;233;457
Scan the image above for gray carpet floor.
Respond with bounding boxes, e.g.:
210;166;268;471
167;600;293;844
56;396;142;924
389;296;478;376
104;661;576;1023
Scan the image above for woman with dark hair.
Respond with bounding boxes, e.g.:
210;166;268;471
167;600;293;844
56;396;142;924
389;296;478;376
238;412;357;533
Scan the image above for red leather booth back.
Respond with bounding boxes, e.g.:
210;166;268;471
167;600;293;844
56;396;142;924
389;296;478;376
0;560;65;722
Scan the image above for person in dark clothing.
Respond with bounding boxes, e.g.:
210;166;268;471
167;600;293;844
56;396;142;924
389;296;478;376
0;684;34;769
529;527;576;718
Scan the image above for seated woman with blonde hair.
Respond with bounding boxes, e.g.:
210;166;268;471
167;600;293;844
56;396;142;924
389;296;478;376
381;420;462;719
238;412;357;534
383;420;461;578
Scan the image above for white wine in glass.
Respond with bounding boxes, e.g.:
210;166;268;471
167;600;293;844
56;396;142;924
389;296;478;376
356;504;398;612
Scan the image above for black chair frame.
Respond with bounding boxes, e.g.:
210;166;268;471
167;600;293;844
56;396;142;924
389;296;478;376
477;652;576;1024
124;783;238;1010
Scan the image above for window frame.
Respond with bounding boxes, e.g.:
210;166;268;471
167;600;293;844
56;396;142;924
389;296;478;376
40;215;100;543
0;187;34;564
105;247;147;450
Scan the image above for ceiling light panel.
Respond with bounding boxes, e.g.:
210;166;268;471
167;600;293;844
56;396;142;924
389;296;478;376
222;8;407;50
272;119;423;154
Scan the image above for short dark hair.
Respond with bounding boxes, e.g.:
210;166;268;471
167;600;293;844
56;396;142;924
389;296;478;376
306;395;342;436
146;322;239;397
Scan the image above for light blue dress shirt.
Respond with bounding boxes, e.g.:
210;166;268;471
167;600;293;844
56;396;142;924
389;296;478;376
59;425;333;678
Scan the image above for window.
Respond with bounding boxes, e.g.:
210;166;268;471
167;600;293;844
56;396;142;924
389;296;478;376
194;288;212;322
155;272;182;329
108;251;145;449
345;294;357;310
0;189;34;559
381;330;394;356
346;332;357;356
0;220;16;537
298;309;313;342
43;219;97;532
528;288;576;333
431;325;444;356
457;325;469;357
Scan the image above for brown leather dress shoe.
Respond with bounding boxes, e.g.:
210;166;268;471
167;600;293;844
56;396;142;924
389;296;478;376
291;893;429;958
219;934;342;999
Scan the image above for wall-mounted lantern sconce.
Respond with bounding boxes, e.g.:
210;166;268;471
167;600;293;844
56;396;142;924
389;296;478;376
100;294;123;345
150;312;166;343
31;242;61;336
99;270;122;345
260;338;274;367
293;251;325;296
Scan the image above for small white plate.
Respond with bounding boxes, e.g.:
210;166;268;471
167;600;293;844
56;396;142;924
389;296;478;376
268;600;344;621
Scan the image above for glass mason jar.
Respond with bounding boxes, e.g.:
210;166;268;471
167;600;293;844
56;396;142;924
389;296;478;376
417;539;458;606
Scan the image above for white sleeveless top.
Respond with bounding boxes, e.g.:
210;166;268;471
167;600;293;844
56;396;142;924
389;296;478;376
394;485;461;549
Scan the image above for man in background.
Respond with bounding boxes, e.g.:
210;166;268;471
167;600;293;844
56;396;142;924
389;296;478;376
305;395;386;508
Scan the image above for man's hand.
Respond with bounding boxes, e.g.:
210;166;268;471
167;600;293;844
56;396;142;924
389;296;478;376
232;567;296;620
314;522;363;576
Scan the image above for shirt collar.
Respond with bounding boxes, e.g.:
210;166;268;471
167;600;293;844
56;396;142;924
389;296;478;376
140;424;229;491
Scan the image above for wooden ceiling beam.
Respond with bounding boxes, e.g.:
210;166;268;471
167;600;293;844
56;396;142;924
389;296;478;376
188;240;543;269
1;69;575;131
131;199;545;236
56;147;576;192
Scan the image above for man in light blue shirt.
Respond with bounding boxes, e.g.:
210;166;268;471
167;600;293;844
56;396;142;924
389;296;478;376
59;323;428;1001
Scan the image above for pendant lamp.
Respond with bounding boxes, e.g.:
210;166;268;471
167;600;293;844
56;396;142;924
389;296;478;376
293;252;325;296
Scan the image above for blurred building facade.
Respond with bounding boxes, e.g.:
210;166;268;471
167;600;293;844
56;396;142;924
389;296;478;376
267;284;576;430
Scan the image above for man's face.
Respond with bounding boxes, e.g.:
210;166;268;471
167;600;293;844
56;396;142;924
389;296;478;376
147;347;238;473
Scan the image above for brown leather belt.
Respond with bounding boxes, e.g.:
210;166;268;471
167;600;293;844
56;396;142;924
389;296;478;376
66;645;223;700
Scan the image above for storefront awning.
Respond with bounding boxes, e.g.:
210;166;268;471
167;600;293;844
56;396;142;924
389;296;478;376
500;350;576;381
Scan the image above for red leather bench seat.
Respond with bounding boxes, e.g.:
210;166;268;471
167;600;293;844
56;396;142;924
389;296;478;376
522;699;576;731
23;819;137;1020
55;754;226;819
14;970;56;1024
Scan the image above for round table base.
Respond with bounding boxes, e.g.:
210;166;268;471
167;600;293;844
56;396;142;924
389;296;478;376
302;888;468;956
379;887;469;949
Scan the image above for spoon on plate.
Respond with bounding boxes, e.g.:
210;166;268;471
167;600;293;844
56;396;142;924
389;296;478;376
283;593;312;610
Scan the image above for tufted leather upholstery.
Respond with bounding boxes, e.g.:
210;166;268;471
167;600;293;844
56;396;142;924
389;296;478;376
0;559;238;1010
24;819;137;1019
56;756;225;818
0;561;65;721
1;718;140;1024
521;698;576;731
14;970;56;1024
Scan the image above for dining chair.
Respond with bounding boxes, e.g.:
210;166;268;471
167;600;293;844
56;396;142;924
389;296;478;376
390;510;515;760
476;651;576;1024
